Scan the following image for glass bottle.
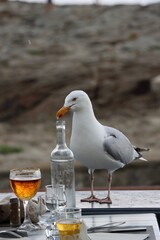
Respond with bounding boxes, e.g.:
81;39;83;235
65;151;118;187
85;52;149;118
51;120;76;208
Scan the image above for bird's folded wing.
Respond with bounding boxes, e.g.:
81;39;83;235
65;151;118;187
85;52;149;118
103;127;134;165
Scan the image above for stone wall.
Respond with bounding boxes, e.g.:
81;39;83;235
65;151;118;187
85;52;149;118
0;2;160;189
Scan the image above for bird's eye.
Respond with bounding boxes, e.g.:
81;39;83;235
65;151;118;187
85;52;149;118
72;97;77;101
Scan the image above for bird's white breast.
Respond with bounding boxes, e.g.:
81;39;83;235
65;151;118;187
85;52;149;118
70;115;123;171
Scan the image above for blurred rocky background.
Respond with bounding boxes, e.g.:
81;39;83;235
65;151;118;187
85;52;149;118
0;1;160;190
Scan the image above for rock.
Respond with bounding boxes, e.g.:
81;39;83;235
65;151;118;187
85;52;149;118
0;2;159;122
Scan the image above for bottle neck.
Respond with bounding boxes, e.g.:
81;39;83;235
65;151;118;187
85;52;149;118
56;120;66;146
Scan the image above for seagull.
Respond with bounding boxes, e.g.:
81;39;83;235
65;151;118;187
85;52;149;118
56;90;149;204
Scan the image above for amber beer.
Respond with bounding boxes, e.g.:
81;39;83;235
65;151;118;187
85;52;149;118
56;219;81;240
10;178;41;200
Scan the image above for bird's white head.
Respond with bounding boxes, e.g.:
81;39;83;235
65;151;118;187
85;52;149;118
56;90;91;119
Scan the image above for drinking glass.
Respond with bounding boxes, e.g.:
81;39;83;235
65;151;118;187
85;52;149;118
45;185;60;238
57;184;66;211
56;208;82;240
9;168;41;231
45;185;58;223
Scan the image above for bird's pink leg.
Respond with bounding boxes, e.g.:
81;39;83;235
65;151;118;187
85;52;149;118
81;169;100;203
100;172;112;204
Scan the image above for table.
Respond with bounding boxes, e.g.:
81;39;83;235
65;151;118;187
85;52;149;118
76;190;160;225
1;189;160;209
0;213;159;239
76;190;160;209
0;190;160;239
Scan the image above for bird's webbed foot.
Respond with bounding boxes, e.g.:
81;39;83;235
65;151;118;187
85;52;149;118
99;196;112;204
81;195;101;203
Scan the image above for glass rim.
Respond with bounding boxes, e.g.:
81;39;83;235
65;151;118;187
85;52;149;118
56;120;65;125
10;168;40;172
45;184;65;188
57;208;81;214
45;184;53;188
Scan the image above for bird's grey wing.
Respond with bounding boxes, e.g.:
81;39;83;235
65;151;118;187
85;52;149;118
103;127;136;165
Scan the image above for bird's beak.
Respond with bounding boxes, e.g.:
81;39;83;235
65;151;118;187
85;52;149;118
56;106;70;119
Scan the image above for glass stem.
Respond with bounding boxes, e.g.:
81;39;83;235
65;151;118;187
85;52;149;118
23;200;32;225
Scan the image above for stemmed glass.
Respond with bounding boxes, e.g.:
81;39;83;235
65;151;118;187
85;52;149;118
9;168;41;231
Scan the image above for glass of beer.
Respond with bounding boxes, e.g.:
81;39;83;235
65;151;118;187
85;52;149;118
56;208;82;240
9;168;41;231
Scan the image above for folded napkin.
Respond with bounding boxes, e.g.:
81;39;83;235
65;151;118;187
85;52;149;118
88;233;149;240
28;197;46;223
79;221;149;240
80;220;88;240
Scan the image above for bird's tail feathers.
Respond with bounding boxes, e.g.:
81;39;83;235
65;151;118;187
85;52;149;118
134;146;150;152
139;157;148;161
133;146;150;161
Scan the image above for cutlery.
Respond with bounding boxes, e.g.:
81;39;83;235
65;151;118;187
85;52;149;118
88;226;147;233
109;226;147;233
87;221;125;232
